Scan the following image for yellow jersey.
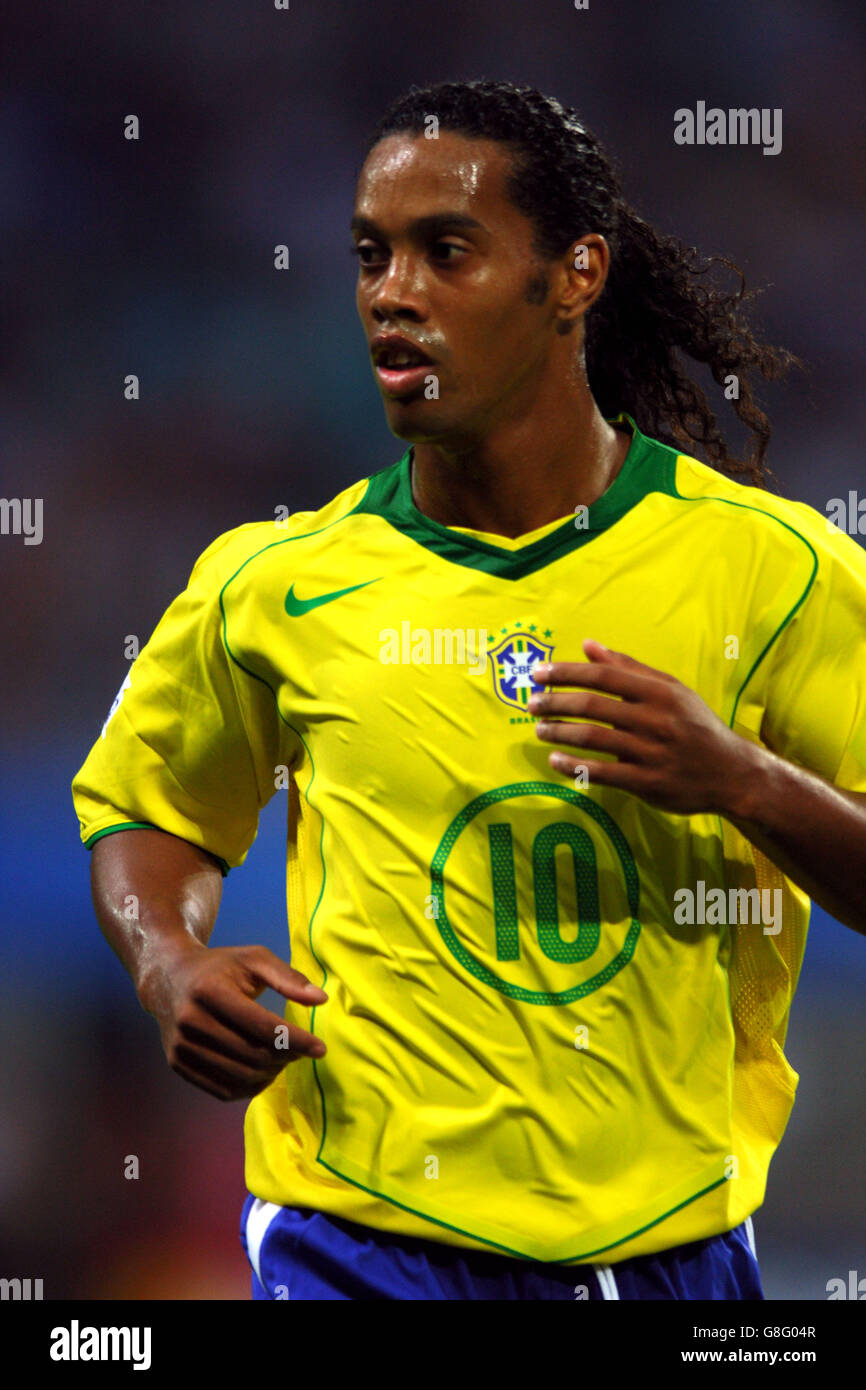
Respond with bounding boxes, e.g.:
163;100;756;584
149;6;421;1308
71;413;866;1262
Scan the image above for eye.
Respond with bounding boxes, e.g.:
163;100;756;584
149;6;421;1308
350;241;386;267
349;239;468;268
430;240;466;263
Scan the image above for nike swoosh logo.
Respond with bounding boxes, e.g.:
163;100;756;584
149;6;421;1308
284;578;381;617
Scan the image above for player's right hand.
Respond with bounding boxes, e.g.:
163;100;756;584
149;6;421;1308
140;941;328;1102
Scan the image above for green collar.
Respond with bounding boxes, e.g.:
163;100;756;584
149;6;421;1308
350;412;676;579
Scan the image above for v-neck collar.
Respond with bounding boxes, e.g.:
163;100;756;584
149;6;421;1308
350;412;675;579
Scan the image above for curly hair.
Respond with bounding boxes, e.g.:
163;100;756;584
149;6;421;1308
366;79;803;488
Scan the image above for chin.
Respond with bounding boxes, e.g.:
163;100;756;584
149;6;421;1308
384;401;465;444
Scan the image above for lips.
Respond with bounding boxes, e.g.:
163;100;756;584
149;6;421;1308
371;334;434;369
371;334;436;397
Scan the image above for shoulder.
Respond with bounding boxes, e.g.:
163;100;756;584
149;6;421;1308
187;471;379;590
671;446;866;583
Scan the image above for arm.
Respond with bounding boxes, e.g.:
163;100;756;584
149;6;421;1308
718;742;866;938
91;827;328;1100
530;642;866;938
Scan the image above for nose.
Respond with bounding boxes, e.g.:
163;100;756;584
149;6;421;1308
370;252;428;324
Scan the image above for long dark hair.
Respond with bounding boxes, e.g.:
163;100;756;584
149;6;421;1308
366;79;803;488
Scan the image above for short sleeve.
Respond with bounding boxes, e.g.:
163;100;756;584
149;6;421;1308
760;520;866;794
71;526;291;870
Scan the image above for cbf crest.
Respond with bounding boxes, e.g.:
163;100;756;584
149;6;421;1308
490;628;554;712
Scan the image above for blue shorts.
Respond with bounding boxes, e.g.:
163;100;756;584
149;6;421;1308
239;1194;764;1300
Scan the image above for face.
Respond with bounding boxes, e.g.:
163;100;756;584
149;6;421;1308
352;131;572;446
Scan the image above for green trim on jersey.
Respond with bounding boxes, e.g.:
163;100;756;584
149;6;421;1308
84;821;231;877
349;412;677;579
84;820;159;847
314;1152;732;1263
84;811;161;845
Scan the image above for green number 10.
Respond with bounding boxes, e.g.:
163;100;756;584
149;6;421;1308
488;820;601;963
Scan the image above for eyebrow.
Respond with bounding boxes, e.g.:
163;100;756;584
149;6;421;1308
350;212;485;239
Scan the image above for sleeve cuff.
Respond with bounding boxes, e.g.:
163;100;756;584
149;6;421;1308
83;821;231;876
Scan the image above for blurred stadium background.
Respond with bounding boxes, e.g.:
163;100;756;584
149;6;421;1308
1;0;864;1299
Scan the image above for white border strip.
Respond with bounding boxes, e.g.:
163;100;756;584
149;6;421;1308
593;1263;621;1300
245;1198;282;1289
744;1215;757;1259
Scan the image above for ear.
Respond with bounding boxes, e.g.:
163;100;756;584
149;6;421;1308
554;233;610;335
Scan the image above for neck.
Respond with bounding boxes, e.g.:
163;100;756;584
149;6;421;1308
409;389;631;540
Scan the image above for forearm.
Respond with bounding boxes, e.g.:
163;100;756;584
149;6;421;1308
88;827;325;1100
90;827;224;1006
719;741;866;936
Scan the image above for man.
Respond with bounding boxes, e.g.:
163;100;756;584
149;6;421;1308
72;80;866;1301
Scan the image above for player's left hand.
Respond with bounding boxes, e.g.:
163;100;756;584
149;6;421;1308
528;639;756;816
